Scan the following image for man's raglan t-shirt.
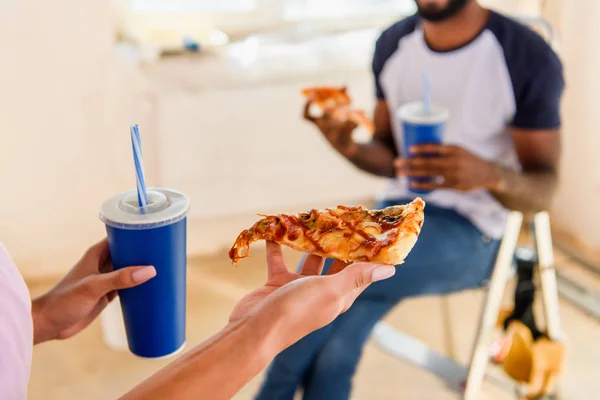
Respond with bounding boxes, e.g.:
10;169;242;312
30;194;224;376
373;11;565;238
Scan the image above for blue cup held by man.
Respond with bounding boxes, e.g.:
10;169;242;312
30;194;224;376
397;101;449;195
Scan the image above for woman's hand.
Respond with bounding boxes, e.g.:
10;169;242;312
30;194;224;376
120;242;396;400
32;239;156;344
230;242;396;351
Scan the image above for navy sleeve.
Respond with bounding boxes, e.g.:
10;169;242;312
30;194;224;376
512;57;565;130
487;12;565;130
372;16;418;100
372;35;389;100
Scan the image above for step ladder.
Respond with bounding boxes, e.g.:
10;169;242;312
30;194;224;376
371;210;564;399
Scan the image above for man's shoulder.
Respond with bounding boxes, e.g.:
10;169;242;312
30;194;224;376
486;12;564;130
376;14;420;49
486;11;561;68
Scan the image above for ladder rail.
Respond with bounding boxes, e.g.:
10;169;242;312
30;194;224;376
533;212;563;341
462;211;524;400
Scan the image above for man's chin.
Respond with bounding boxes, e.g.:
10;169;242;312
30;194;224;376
416;0;470;22
418;9;449;23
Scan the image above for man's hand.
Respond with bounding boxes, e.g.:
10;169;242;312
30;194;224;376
395;144;503;192
229;242;396;350
32;239;156;344
302;99;397;178
303;101;358;157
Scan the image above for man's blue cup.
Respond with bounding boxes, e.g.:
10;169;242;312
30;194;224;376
397;102;449;195
100;188;189;358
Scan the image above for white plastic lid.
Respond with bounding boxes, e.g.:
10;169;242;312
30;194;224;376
99;188;189;230
397;102;449;125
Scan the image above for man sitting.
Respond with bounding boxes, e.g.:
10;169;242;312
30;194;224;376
255;0;564;399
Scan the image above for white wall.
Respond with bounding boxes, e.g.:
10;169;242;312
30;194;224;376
543;0;600;250
142;29;385;217
0;1;385;279
481;0;541;15
0;0;152;279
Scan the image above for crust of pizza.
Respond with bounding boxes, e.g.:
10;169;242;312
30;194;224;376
229;198;425;266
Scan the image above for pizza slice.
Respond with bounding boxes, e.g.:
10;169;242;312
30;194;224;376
229;198;425;266
301;86;351;110
302;85;375;134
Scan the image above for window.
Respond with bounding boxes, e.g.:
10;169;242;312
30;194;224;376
283;0;416;20
130;0;257;13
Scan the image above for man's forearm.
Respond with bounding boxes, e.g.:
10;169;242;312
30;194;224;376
121;314;282;400
343;139;396;178
491;166;559;212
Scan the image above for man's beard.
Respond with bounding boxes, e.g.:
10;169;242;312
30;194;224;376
415;0;471;22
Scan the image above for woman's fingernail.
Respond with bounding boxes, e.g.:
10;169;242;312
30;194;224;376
371;266;396;282
132;266;157;283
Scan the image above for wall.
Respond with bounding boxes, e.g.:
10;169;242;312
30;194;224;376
0;1;385;279
485;0;600;254
142;28;385;215
0;0;152;279
543;0;600;252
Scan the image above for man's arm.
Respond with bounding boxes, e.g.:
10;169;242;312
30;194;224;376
491;50;564;212
345;100;398;178
491;128;560;212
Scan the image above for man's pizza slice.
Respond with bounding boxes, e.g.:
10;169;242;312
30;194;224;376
302;85;375;134
301;86;351;110
229;198;425;266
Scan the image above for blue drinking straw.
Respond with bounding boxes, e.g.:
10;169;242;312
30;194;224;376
423;71;431;114
130;124;148;208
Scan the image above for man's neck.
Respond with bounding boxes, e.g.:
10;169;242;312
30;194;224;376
421;2;490;51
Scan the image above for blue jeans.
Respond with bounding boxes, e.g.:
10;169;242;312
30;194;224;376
255;200;501;400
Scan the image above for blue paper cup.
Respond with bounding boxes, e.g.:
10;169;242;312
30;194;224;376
398;102;449;195
99;188;189;358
